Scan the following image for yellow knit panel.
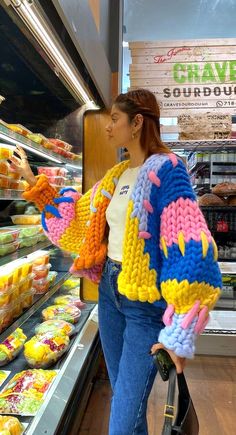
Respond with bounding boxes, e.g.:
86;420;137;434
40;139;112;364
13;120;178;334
59;188;92;253
118;201;161;303
161;279;221;314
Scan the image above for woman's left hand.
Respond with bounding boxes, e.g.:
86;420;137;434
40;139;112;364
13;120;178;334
150;342;186;374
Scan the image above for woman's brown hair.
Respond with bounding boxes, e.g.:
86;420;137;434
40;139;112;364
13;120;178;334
114;89;171;160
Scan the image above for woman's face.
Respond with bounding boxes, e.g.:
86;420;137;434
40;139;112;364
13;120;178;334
106;105;133;149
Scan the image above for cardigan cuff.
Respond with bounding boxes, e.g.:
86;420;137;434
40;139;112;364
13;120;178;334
158;313;198;359
22;175;58;211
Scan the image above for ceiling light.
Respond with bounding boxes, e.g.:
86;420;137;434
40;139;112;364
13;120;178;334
5;0;99;107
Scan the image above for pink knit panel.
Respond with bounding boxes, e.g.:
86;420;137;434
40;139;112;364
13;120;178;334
168;153;178;167
45;202;75;244
160;198;212;246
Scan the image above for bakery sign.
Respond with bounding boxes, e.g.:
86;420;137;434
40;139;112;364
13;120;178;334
129;38;236;116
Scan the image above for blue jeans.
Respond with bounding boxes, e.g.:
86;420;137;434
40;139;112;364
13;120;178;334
98;257;165;435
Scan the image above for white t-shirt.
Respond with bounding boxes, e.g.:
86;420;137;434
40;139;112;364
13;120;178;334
106;166;140;262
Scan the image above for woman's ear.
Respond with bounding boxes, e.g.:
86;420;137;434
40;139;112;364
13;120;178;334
133;113;144;130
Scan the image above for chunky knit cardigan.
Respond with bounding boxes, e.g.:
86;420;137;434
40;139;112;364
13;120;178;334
23;153;222;358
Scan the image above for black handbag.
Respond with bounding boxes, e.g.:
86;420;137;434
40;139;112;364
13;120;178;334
162;367;199;435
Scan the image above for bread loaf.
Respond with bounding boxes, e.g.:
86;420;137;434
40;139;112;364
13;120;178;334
198;193;226;206
212;182;236;194
228;196;236;206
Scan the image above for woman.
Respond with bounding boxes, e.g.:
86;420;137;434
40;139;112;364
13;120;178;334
10;89;221;435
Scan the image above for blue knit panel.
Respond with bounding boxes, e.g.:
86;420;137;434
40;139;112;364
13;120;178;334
143;181;162;289
157;159;196;214
160;240;222;289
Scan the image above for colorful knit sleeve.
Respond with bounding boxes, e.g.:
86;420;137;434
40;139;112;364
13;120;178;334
22;174;92;254
157;155;222;359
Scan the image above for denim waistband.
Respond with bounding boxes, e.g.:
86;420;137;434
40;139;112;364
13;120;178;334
104;257;167;309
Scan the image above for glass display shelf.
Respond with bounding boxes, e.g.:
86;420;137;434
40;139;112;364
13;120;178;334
0;189;25;200
0;124;82;168
0;240;52;267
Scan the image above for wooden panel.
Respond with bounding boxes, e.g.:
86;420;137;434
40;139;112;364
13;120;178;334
78;355;236;435
89;0;100;32
129;38;236;48
128;39;236;116
82;110;117;301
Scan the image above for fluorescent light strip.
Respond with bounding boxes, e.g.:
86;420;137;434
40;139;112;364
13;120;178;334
0;132;62;163
65;163;82;170
12;0;93;104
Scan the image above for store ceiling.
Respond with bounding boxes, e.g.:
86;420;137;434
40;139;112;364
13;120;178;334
0;4;79;132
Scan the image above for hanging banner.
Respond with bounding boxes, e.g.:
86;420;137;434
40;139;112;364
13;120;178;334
129;38;236;116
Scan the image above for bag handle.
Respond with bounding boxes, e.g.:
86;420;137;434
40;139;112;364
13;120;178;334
162;367;177;434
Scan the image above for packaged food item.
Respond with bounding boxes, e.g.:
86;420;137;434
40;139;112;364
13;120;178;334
0;145;14;160
0;328;27;366
37;233;47;242
0;369;57;415
42;304;81;323
47;176;66;186
33;276;50;294
0;416;24;434
11;215;41;225
54;294;86;309
19;234;39;248
12;225;42;239
24;332;69;368
0;286;16;308
0;304;14;332
7;124;31;136
27;250;49;266
37;167;67;177
33;263;51;280
0;371;11;387
0;241;19;257
62;277;80;290
0;266;14;290
8;169;21;181
35;319;74;337
0;161;8;176
0;228;19;245
0;175;9;189
27;133;45;144
68;286;81;297
18;275;34;295
48;138;72;151
8;179;20;190
20;290;34;309
48;271;57;286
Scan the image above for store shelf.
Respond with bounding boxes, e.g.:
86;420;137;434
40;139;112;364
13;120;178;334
0;189;24;200
168;139;236;152
188;161;210;173
0;240;52;267
0;271;71;342
201;206;236;211
0;124;82;168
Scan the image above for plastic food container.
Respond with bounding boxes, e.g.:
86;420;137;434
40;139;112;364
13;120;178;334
24;332;69;368
0;161;8;176
0;228;20;244
33;263;51;280
0;266;14;289
0;174;9;188
0;328;27;366
19;274;34;295
42;304;81;323
19;234;39;248
9;179;21;190
7;123;31;136
37;167;67;177
0;285;17;308
33;276;51;294
11;215;41;225
0;145;14;159
54;294;86;309
21;290;34;309
0;415;24;433
48;271;57;285
8;169;21;180
0;303;14;332
12;225;42;239
35;319;74;337
27;250;50;266
27;133;45;144
0;240;19;257
48;138;72;151
47;176;66;186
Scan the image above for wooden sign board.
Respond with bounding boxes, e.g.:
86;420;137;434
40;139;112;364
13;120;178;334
129;38;236;116
178;113;232;140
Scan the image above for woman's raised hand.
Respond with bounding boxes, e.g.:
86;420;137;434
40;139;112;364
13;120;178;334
9;145;36;186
